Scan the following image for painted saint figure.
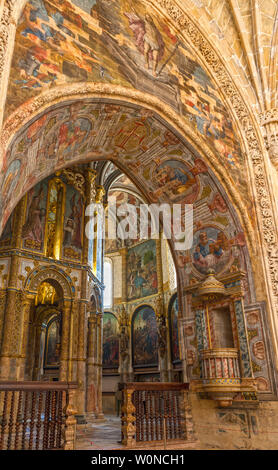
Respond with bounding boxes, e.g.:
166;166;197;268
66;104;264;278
125;11;164;77
63;192;83;250
22;185;45;243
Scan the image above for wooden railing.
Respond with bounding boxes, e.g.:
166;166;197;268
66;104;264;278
0;381;78;450
119;382;195;447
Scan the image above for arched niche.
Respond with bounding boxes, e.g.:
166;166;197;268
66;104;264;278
132;305;158;368
24;264;75;300
43;313;61;376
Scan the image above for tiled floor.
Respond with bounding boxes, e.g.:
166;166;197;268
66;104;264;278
76;415;123;450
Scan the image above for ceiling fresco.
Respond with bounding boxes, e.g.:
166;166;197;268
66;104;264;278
3;1;250;203
0;99;252;294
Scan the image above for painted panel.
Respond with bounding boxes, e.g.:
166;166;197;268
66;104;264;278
132;305;158;367
22;179;48;252
102;312;119;368
127;240;157;301
0;214;13;248
63;184;83;260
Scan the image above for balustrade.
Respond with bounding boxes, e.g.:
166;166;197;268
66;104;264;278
201;348;240;381
120;382;194;447
0;381;77;450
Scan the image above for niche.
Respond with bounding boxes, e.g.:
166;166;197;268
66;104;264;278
211;306;234;348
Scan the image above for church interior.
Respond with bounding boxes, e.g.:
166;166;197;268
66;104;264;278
1;0;278;451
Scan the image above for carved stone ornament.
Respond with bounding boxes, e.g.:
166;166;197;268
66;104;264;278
62;168;85;199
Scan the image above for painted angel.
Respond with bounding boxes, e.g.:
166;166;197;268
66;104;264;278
125;11;165;77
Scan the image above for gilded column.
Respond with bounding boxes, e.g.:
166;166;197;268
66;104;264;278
31;324;43;380
118;305;130;383
75;299;87;417
18;295;34;380
96;312;104;419
86;312;98;416
155;235;169;382
93;186;105;276
83;168;97;265
60;300;72;381
0;253;20;380
119;247;131;382
53;179;65;260
0;197;26;379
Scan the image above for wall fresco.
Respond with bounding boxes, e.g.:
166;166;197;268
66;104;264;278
102;312;119;368
63;184;84;260
20;171;84;259
22;179;48;252
127;240;157;301
0;214;13;249
132;305;158;367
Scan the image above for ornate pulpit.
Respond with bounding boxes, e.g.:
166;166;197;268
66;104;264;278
185;269;257;407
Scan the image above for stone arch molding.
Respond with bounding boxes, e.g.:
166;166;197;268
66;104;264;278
24;265;75;300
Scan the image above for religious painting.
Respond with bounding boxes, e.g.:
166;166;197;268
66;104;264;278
132;305;158;367
44;317;61;368
63;185;83;260
150;159;200;203
127;240;157;301
96;204;104;281
6;0;247;190
169;295;180;363
22;180;47;252
1;159;21;206
191;226;233;276
56;117;92;164
105;237;121;253
102;312;119;368
0;214;13;248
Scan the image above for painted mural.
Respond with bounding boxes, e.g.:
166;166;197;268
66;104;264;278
132;305;158;367
102;312;119;368
22;179;48;252
63;184;83;260
191;226;233;276
169;295;180;363
151;159;200;203
20;172;85;259
4;0;250;210
0;98;251;295
107;189;142;248
127;240;157;301
0;214;13;248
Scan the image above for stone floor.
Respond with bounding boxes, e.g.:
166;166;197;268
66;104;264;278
75;415;199;450
76;415;123;450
